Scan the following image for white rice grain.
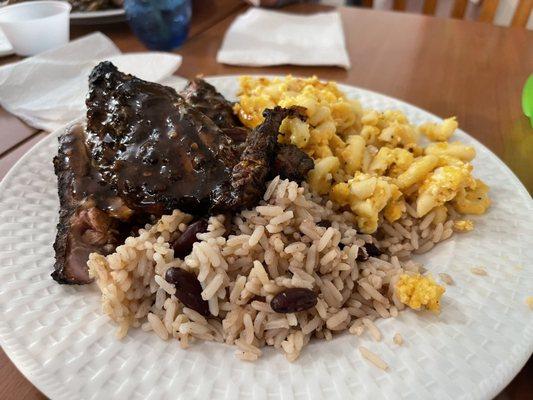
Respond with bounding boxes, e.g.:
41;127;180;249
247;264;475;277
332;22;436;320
317;227;336;252
201;274;224;300
359;346;388;371
359;281;388;305
326;309;349;330
263;176;280;201
362;318;382;341
148;313;168;340
270;211;294;226
155;274;176;295
248;226;265;247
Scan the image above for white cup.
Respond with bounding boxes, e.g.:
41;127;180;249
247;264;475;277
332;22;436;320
0;1;71;56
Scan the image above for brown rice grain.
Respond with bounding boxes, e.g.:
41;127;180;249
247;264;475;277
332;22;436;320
439;273;454;285
393;332;403;346
471;267;488;276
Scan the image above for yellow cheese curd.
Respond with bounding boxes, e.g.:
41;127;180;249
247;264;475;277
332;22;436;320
395;274;446;313
235;76;490;233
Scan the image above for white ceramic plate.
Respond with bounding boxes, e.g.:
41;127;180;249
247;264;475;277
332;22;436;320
0;27;13;56
0;76;532;400
70;8;125;24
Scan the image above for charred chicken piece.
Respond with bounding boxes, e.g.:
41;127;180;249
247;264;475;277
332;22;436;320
270;143;315;182
212;107;301;212
52;125;128;284
181;77;314;183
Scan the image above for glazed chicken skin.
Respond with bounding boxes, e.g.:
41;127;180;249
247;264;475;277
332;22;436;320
180;78;246;134
52;125;127;284
52;62;314;284
86;62;240;216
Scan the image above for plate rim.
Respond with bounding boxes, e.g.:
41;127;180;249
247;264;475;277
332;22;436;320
0;75;531;400
70;8;125;20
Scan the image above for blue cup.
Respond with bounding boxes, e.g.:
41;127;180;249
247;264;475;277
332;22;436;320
124;0;192;51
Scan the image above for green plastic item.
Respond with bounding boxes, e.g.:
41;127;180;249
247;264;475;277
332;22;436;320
523;74;533;128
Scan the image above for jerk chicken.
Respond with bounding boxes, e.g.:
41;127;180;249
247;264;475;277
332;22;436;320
52;62;314;284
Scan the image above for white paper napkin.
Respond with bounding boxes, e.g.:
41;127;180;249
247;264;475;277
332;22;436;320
0;32;184;132
217;9;351;69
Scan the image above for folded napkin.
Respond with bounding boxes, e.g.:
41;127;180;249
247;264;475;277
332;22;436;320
217;9;351;69
0;32;184;132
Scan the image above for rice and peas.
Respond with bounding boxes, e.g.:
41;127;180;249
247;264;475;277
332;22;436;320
88;76;491;364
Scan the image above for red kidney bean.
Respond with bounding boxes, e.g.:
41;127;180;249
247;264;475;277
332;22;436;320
165;267;210;316
172;219;208;258
270;288;317;313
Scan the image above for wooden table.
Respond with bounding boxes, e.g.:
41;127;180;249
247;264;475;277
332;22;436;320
0;3;531;400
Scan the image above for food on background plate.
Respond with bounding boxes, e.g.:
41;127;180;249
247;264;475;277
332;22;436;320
5;0;124;12
53;67;491;362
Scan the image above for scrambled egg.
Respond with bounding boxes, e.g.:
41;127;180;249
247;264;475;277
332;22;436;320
236;76;490;233
396;274;446;313
526;296;533;310
416;163;474;217
453;219;474;232
453;179;491;215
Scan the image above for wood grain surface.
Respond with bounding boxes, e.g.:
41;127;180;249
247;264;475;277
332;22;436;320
0;3;531;399
0;108;37;156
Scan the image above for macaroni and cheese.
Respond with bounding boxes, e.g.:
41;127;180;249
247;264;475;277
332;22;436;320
236;76;490;233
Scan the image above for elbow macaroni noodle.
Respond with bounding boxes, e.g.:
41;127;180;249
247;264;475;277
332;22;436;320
235;76;490;233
